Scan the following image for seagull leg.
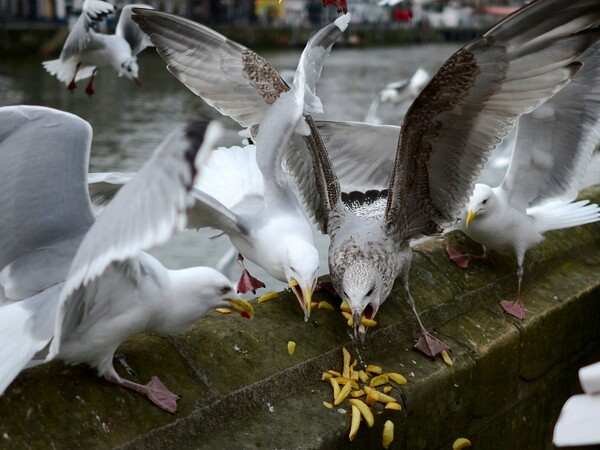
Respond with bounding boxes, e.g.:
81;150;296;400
322;0;348;13
500;264;526;320
445;245;488;269
84;69;97;97
235;254;265;294
404;283;449;358
105;374;180;413
68;63;80;92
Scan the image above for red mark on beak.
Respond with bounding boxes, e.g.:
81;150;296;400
134;77;142;87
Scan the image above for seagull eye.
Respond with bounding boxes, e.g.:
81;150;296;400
220;286;231;295
366;288;373;297
482;199;488;204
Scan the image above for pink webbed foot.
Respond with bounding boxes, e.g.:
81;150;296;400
414;330;449;358
105;375;180;413
236;268;265;294
235;254;265;294
445;246;471;269
500;297;526;320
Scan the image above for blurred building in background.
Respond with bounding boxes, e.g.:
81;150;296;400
0;0;522;28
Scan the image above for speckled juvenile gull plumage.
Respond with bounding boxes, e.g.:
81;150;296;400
0;106;253;413
446;42;600;320
117;10;351;319
299;0;600;357
42;0;153;96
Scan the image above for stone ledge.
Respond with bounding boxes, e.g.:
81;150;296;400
2;186;600;449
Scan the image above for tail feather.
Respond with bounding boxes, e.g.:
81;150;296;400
42;59;96;85
530;199;600;234
0;285;60;395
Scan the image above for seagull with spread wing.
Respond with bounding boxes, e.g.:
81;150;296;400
445;43;600;320
43;0;153;96
298;0;600;357
108;10;350;319
0;106;253;413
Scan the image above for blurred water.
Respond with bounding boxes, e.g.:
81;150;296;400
0;43;463;293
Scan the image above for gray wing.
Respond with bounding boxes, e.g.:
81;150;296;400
187;188;248;236
132;8;289;128
87;172;135;208
60;0;116;59
500;43;600;210
0;106;95;299
316;121;400;191
116;4;154;56
48;121;223;358
386;0;600;239
257;14;350;209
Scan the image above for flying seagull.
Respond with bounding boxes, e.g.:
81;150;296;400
297;0;600;357
0;106;253;413
43;0;153;96
446;43;600;319
117;10;351;319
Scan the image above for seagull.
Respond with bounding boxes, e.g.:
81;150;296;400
364;68;431;125
121;10;351;319
554;361;600;447
42;0;153;96
0;106;253;413
446;42;600;320
296;0;600;357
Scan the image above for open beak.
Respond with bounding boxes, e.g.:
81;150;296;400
133;77;142;87
289;278;314;322
226;298;254;319
465;209;477;228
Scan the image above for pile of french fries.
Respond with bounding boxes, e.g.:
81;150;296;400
321;347;407;447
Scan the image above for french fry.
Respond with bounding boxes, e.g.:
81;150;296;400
349;399;374;428
311;301;319;310
365;389;378;406
257;292;279;303
351;389;364;398
340;300;352;313
358;370;369;383
287;341;296;355
327;370;341;377
385;402;402;411
330;377;340;400
364;386;397;404
452;438;472;449
370;374;389;387
383;386;392;394
387;372;408;385
334;377;359;389
441;350;454;366
360;317;377;327
318;301;334;310
349;404;361;441
382;420;394;449
321;372;332;381
341;311;353;326
366;365;383;375
342;347;351;378
334;381;352;405
215;307;232;314
351;371;359;381
323;401;333;409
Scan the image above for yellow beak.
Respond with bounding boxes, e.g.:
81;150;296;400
465;209;477;228
226;298;254;319
289;279;314;322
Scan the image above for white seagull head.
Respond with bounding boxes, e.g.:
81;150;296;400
466;183;496;227
283;238;319;322
341;261;381;342
118;57;142;86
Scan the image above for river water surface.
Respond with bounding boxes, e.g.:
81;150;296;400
1;43;467;292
